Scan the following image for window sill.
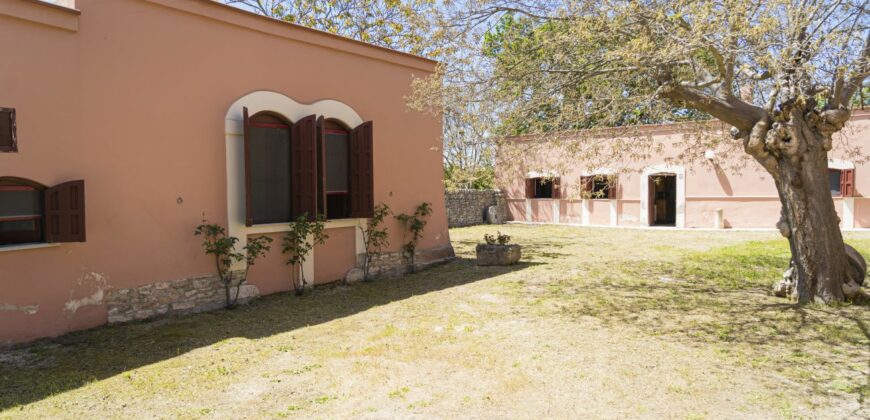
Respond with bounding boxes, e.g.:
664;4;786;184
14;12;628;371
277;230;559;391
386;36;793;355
245;218;364;235
0;242;61;253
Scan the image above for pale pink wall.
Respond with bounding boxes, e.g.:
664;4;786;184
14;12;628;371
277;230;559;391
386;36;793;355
506;199;525;221
561;200;583;224
498;109;870;229
530;199;554;223
589;200;611;225
0;0;449;344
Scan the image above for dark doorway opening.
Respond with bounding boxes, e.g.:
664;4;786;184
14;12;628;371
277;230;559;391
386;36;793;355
649;174;676;226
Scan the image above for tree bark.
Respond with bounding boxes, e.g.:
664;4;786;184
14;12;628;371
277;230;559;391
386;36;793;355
762;110;853;303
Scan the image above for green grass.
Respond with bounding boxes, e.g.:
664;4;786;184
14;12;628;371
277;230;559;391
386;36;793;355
1;224;868;418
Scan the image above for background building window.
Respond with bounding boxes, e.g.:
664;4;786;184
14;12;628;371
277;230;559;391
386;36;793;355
0;108;16;152
581;175;616;199
829;168;855;197
525;177;560;199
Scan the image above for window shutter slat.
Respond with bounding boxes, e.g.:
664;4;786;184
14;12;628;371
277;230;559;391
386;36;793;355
349;121;374;218
45;180;86;243
291;114;318;220
316;116;327;219
525;179;533;198
243;107;254;227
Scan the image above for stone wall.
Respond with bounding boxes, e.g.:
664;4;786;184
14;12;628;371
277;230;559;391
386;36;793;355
445;189;506;227
106;245;456;325
105;274;258;324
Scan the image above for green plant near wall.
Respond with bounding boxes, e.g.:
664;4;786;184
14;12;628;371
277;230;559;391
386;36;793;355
394;202;432;273
194;219;272;309
282;213;328;295
359;203;391;282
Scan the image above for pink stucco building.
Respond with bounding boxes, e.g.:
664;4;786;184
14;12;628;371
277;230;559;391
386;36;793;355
499;111;870;230
0;0;452;344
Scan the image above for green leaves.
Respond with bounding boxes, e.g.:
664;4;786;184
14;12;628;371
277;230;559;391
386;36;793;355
195;220;272;308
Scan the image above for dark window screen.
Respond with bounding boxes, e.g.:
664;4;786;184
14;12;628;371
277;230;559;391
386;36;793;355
533;178;553;198
0;182;43;244
326;132;349;192
249;125;291;224
829;170;842;196
0;109;14;151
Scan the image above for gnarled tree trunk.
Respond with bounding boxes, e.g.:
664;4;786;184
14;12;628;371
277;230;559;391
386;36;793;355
746;106;862;303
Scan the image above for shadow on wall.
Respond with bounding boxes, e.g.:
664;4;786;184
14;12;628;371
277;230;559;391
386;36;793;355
0;258;534;410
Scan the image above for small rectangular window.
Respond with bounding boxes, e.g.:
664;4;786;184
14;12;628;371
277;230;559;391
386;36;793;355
526;178;557;199
0;108;16;152
0;182;43;245
829;169;842;196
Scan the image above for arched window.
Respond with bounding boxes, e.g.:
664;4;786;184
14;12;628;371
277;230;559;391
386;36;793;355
323;119;351;219
0;177;44;244
245;111;292;225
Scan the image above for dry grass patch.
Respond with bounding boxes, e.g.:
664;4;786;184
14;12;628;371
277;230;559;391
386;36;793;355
1;224;868;419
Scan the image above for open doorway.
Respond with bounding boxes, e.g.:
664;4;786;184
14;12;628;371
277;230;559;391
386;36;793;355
649;174;676;226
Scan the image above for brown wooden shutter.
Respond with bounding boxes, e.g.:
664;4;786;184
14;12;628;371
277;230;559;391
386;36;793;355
842;169;855;197
552;177;561;199
608;176;617;199
316;116;327;218
525;179;533;198
349;121;374;218
0;108;16;152
242;107;254;226
45;180;86;243
581;176;593;198
291;114;318;220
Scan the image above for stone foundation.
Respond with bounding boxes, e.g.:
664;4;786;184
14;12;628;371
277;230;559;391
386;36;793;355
356;244;456;279
445;189;506;227
106;245;455;325
105;274;259;324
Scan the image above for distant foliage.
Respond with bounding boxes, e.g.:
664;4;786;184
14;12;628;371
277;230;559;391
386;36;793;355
282;214;328;295
195;219;272;308
395;202;433;273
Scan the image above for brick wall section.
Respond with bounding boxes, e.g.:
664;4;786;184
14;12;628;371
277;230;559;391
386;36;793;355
445;189;506;227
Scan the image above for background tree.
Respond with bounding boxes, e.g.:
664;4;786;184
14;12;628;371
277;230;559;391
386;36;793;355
225;0;498;190
412;0;869;304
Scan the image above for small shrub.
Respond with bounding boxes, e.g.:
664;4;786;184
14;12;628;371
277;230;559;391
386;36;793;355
194;219;272;308
282;214;328;295
484;231;511;245
394;202;433;273
360;203;391;281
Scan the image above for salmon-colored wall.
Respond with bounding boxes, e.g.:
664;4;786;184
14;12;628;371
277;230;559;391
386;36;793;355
506;199;525;221
314;227;356;284
0;0;450;344
561;200;583;224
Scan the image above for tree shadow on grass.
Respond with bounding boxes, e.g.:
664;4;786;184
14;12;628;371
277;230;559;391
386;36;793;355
544;256;870;410
0;257;537;410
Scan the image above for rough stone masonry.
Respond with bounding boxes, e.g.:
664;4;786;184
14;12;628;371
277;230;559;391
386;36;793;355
445;189;506;228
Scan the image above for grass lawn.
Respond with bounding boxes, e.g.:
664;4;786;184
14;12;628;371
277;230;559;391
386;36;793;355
1;225;869;418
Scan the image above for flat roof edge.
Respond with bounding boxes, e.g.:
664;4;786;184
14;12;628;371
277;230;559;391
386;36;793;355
143;0;437;72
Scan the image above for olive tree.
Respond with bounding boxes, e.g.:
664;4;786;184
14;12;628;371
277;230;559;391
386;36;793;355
412;0;869;303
